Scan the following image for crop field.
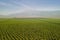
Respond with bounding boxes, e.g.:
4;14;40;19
0;18;60;40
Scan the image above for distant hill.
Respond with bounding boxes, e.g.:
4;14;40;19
0;10;60;18
9;10;60;18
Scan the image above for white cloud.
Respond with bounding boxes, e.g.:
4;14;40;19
0;2;7;6
0;0;60;15
0;2;14;6
12;1;33;10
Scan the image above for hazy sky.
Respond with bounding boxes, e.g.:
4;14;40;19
0;0;60;15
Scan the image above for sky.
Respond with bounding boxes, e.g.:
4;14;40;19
0;0;60;15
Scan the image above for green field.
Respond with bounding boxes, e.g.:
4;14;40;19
0;18;60;40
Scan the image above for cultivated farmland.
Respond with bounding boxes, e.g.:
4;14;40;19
0;18;60;40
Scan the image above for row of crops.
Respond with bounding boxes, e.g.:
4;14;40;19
0;18;60;40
